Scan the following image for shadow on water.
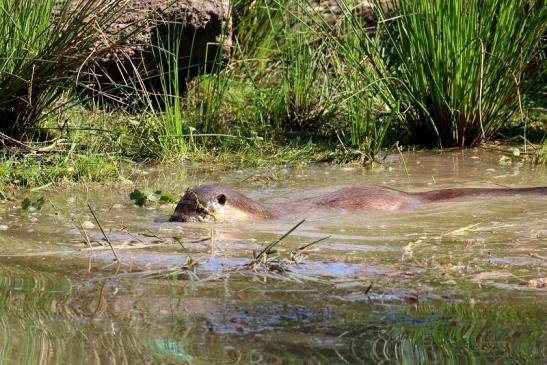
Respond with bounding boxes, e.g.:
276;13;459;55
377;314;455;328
0;150;546;363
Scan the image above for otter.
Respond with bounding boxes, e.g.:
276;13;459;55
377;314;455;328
169;184;547;223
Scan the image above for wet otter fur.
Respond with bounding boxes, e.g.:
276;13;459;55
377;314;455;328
169;184;547;223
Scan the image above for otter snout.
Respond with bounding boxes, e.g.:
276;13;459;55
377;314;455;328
169;194;207;222
169;213;202;222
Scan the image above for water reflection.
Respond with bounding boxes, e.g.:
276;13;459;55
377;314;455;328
0;262;545;364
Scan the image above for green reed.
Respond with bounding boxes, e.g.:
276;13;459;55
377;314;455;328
203;0;378;152
103;1;394;161
370;0;546;147
141;0;546;160
145;7;233;159
151;20;188;158
278;0;397;158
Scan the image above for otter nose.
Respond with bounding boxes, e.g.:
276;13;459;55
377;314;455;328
169;214;187;222
169;213;202;222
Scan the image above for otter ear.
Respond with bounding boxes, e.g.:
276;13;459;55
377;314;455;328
217;194;226;205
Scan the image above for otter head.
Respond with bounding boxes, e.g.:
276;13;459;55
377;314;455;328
169;185;229;223
169;184;277;223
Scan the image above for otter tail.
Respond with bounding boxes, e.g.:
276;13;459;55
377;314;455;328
414;187;547;202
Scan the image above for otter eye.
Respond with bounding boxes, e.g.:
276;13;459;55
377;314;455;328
217;194;226;205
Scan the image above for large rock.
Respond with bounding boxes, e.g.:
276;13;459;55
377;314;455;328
81;0;231;107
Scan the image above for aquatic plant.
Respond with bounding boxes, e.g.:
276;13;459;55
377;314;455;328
129;189;177;207
21;196;45;211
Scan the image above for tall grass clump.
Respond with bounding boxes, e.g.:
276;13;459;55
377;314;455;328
146;0;347;158
266;28;345;139
229;0;386;153
150;20;188;158
292;1;398;157
0;0;130;140
144;9;234;159
333;11;397;156
137;0;395;161
371;0;546;147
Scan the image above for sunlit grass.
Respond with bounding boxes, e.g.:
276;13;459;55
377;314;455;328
0;0;132;140
152;21;188;158
0;152;121;198
159;0;391;160
1;0;545;194
367;0;546;147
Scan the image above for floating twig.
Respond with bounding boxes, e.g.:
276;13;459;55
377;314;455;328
253;219;306;263
364;282;373;295
290;235;331;264
396;141;411;183
295;235;331;253
188;188;219;221
529;253;547;261
87;203;121;273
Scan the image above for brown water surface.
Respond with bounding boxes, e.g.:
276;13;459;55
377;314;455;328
0;150;545;364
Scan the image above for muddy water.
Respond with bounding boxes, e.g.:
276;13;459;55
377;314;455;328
0;150;545;364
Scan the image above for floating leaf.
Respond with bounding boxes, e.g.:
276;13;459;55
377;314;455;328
21;196;46;211
129;189;147;207
21;198;31;210
147;190;162;202
130;189;178;206
160;192;177;203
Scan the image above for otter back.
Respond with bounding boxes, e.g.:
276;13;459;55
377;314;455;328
169;184;547;223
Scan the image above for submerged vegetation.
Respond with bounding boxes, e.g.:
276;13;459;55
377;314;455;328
0;0;546;192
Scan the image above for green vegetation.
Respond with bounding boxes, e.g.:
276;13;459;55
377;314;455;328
0;152;120;198
21;196;45;211
0;0;131;139
0;0;545;194
368;0;546;147
151;19;190;158
129;189;177;207
536;140;547;164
